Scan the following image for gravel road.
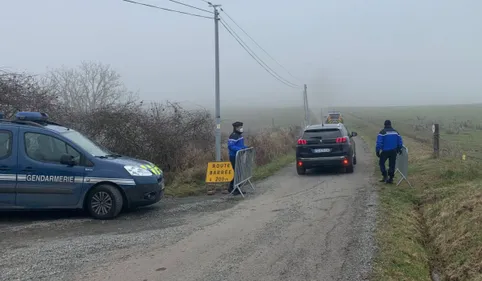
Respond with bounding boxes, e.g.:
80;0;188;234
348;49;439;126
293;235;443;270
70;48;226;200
0;138;377;281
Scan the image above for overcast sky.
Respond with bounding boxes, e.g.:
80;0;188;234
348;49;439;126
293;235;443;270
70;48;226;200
1;0;481;109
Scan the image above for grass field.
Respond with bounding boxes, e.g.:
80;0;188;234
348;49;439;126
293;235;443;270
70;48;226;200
340;104;482;159
343;103;482;281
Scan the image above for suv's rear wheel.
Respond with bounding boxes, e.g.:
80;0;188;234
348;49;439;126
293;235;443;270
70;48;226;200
86;184;123;219
345;163;354;173
296;166;306;175
353;155;357;165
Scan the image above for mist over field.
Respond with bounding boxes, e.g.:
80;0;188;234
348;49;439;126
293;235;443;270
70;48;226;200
1;0;482;109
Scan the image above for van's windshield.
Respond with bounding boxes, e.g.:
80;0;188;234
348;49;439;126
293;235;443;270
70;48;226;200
60;130;110;157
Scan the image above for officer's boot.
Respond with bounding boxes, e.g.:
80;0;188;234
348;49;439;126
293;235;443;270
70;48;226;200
386;174;394;184
379;172;388;182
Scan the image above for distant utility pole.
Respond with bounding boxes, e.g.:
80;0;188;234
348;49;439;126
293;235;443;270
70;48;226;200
212;3;222;161
303;84;309;127
321;108;324;126
302;88;307;126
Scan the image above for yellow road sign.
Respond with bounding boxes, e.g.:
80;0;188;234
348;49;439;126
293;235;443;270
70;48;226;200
205;161;234;183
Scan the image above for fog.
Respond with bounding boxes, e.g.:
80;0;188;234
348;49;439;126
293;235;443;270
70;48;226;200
1;0;481;109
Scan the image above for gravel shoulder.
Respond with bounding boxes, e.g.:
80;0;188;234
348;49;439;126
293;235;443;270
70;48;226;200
0;138;377;281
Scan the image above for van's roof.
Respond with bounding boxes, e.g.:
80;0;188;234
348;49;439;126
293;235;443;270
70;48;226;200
44;124;71;133
0;120;71;134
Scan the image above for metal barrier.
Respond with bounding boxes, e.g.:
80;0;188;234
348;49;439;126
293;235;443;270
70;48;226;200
395;146;412;187
232;147;256;197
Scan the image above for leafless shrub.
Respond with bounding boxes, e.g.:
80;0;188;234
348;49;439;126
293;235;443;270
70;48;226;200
0;71;60;118
1;63;296;187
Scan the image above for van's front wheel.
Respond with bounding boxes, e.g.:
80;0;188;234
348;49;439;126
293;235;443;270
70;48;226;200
86;184;123;219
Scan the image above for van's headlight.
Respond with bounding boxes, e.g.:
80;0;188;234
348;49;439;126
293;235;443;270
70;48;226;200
124;165;153;176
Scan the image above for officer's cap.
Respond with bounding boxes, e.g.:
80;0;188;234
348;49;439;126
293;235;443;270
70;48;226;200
232;121;243;127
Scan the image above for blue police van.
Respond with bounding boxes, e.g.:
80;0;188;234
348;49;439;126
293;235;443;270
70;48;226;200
0;112;165;219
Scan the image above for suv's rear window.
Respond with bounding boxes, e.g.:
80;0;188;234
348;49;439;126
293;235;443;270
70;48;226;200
303;129;342;139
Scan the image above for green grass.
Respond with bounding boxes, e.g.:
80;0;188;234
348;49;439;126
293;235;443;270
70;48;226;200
252;152;294;181
346;104;482;281
165;150;294;197
346;118;432;281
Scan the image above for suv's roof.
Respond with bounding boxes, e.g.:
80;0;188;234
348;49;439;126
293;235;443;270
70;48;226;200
304;123;343;131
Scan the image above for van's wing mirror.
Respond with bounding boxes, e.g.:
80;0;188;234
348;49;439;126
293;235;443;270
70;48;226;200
60;154;76;166
351;132;358;137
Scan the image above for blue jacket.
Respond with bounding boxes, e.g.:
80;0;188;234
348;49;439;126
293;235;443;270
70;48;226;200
376;126;403;152
228;131;247;157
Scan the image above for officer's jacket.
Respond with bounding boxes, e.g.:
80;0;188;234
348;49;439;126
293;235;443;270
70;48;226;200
376;127;403;152
228;131;246;157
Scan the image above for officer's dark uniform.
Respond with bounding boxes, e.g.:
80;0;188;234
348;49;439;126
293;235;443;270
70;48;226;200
376;120;403;183
227;121;247;194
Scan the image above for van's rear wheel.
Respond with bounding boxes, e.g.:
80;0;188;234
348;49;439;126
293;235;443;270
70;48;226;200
86;184;123;219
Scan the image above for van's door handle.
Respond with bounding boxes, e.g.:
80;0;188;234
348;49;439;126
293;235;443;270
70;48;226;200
22;167;35;172
0;165;11;171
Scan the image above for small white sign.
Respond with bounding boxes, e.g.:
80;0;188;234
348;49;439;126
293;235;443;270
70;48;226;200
432;124;435;133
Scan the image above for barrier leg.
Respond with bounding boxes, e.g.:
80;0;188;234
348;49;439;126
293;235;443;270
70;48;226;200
232;183;245;198
395;169;413;188
247;178;255;191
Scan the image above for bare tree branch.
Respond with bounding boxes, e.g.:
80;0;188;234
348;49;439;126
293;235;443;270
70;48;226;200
44;61;136;113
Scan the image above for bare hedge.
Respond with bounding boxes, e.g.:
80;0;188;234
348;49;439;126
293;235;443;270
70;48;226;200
0;70;296;186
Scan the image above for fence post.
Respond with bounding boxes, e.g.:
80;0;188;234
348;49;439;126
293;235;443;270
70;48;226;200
432;123;439;158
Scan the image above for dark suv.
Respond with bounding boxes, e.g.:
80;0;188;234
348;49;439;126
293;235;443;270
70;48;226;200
295;123;358;175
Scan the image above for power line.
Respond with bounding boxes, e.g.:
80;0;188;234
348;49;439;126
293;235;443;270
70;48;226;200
122;0;213;19
161;0;213;14
220;19;300;88
220;8;302;83
219;19;300;88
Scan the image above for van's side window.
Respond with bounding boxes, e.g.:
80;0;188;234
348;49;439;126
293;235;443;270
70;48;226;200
0;130;12;159
25;133;81;164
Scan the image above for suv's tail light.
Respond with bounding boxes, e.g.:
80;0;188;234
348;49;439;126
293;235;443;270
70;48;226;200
336;137;347;143
297;139;307;145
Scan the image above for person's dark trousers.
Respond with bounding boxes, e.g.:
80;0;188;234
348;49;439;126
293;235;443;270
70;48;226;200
379;149;397;183
228;155;240;194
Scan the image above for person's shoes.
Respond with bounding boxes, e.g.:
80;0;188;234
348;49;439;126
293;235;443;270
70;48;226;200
385;177;394;184
379;176;387;182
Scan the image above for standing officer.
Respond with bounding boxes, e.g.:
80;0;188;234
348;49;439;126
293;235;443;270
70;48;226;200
376;120;403;184
228;121;247;195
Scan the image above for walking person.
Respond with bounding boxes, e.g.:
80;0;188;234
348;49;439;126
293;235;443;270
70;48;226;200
376;120;404;184
228;121;247;195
